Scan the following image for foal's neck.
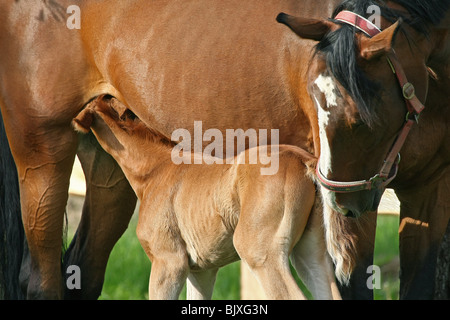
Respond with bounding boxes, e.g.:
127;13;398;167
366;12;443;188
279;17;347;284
111;125;176;198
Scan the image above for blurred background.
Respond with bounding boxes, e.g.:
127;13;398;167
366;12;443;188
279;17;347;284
67;156;400;300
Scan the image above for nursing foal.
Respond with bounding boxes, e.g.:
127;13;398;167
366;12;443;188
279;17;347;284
73;96;340;300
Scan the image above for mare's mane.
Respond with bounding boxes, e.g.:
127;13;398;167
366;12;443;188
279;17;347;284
315;0;450;128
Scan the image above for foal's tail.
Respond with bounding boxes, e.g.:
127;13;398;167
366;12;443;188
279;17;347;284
0;111;25;299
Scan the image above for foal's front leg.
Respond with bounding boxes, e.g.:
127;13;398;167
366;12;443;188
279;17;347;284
136;201;189;300
148;258;189;300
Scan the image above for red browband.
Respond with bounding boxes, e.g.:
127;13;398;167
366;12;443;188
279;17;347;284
335;10;381;37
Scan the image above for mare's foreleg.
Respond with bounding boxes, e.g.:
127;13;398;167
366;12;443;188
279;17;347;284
63;133;137;299
4;115;78;299
396;173;450;299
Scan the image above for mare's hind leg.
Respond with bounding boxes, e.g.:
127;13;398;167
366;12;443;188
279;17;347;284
290;201;341;300
2;112;78;299
63;132;137;299
187;269;218;300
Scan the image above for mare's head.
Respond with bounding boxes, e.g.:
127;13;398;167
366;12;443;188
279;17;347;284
278;0;449;217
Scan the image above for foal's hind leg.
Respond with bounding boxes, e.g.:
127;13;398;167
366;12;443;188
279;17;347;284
240;252;306;300
290;201;341;300
187;269;218;300
234;161;317;299
63;133;137;299
234;191;311;298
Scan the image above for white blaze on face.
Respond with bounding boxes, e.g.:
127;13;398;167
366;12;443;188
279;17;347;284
314;74;347;214
315;74;338;108
314;74;339;177
314;74;350;215
316;97;332;177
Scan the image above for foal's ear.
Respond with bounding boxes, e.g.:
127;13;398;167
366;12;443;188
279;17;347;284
359;20;402;60
72;108;94;134
276;13;335;41
110;98;129;120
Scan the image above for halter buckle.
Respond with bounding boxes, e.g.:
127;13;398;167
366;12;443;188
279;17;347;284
402;82;416;100
406;111;420;124
369;174;386;189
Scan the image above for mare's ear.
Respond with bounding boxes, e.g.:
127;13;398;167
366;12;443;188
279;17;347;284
72;108;94;134
359;20;402;60
276;13;335;41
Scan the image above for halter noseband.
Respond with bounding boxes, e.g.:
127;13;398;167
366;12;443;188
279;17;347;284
316;10;426;193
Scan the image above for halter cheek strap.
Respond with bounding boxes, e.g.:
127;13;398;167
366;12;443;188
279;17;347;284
316;11;426;193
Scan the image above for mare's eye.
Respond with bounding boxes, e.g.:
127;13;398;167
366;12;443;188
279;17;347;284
352;120;365;130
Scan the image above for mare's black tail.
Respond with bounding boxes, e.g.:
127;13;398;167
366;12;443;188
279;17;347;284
0;111;25;299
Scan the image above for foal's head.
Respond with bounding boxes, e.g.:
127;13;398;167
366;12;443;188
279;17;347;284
73;96;177;198
73;96;140;153
73;95;173;156
278;0;449;217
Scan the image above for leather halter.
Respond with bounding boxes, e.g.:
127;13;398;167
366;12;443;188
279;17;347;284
316;11;426;193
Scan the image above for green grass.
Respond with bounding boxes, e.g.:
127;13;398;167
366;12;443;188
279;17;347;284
97;214;400;300
373;214;400;300
99;222;150;300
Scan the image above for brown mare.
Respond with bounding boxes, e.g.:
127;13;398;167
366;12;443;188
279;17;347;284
0;0;447;299
0;0;340;299
278;0;450;299
72;95;341;300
